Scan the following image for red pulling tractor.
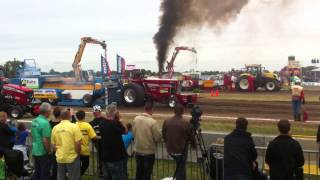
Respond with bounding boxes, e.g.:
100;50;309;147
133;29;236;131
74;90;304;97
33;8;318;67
122;77;197;108
0;70;40;118
121;47;198;108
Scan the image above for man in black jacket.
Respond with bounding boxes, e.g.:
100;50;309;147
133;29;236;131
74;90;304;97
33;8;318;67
266;119;304;180
99;103;127;180
224;117;257;180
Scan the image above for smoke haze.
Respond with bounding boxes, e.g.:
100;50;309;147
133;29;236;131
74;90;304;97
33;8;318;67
153;0;249;72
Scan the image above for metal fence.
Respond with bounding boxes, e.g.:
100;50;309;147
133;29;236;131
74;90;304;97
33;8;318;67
84;143;320;180
209;144;320;180
85;142;203;180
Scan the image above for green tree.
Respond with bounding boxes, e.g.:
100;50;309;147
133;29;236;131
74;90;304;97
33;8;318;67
3;59;23;78
48;69;59;74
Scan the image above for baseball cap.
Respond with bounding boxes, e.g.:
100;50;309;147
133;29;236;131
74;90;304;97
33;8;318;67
92;105;102;112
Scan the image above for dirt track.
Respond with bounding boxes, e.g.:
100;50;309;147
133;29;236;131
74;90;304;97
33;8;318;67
114;90;320;122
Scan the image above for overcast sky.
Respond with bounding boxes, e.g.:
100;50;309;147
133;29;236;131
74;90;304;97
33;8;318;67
0;0;319;72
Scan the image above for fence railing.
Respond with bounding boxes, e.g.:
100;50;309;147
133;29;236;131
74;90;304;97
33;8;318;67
84;143;320;180
210;144;320;180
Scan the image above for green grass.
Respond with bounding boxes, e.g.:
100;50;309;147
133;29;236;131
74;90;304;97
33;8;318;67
82;157;203;180
80;113;317;137
200;120;317;137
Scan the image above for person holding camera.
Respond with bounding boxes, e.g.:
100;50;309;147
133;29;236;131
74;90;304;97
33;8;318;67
162;104;194;180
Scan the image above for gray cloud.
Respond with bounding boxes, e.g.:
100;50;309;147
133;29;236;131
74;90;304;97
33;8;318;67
0;0;319;73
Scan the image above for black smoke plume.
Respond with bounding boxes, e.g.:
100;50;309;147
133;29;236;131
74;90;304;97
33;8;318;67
153;0;249;73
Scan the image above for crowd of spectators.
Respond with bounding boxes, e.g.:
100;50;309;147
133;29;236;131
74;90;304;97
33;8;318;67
224;118;305;180
0;101;314;180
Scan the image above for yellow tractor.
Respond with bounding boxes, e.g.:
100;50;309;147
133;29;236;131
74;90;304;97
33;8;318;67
236;64;281;92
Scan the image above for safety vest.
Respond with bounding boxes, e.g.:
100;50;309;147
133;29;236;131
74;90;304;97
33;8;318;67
291;85;303;97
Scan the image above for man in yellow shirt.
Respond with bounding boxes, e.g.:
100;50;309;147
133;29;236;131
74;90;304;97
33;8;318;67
75;110;99;176
51;109;82;180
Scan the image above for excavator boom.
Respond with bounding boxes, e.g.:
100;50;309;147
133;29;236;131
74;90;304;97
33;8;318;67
165;46;197;78
73;37;107;81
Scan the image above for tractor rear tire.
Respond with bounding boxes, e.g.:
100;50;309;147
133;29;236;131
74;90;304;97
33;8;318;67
237;76;249;92
8;106;23;119
123;83;145;106
265;80;279;92
82;94;93;107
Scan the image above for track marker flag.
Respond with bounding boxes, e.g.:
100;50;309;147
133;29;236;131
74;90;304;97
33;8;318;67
117;54;126;75
101;55;111;77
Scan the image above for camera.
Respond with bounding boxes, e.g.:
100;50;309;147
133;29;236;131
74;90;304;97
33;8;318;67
190;105;203;129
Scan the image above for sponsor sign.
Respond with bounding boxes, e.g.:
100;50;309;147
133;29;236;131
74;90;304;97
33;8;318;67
33;89;58;99
101;56;111;77
21;78;39;89
126;64;135;71
117;55;126;75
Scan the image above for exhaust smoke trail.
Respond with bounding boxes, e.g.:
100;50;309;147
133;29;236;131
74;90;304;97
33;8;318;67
153;0;249;73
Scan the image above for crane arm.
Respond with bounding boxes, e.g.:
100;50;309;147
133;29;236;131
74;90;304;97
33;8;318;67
72;37;107;81
166;46;197;78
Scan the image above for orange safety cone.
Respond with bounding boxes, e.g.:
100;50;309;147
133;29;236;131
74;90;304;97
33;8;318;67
215;89;219;97
211;89;215;97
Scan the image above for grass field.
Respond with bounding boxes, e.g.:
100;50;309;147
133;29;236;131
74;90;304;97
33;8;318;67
78;113;317;137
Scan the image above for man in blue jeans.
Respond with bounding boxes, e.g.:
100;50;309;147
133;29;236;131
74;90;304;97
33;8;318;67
162;104;194;180
291;79;305;121
132;102;162;180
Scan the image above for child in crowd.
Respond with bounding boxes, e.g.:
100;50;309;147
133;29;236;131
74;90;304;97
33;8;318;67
122;123;133;180
75;110;99;176
15;122;29;146
13;122;29;164
122;123;133;150
8;119;17;147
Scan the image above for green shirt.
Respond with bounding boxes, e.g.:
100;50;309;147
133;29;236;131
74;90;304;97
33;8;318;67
0;158;5;180
31;115;52;156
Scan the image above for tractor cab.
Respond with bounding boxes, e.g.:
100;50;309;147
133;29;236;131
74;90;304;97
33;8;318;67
244;64;276;80
236;64;281;92
244;64;264;83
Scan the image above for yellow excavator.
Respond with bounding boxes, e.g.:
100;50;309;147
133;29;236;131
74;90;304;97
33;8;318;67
72;37;107;81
